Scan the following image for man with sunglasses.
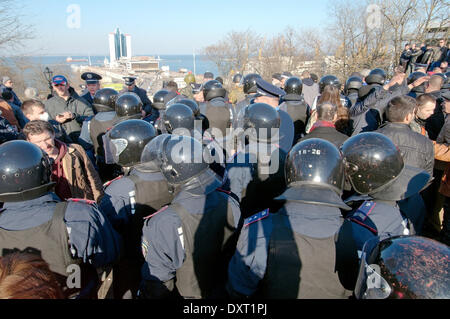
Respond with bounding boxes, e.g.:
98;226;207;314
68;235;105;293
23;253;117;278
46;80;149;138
44;75;94;142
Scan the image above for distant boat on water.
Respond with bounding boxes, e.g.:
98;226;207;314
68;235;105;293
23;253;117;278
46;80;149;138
66;56;88;63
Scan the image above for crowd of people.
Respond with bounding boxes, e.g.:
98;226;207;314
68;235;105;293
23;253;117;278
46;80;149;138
0;39;449;299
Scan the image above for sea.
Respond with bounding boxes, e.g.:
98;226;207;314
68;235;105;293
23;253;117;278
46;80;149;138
25;55;219;77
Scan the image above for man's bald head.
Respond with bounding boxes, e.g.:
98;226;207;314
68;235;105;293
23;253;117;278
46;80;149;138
316;102;338;122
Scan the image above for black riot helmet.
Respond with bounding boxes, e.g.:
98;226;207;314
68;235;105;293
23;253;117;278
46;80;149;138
243;103;281;143
233;73;243;84
355;236;450;299
178;98;200;116
278;138;349;209
92;88;118;113
163;103;196;134
203;80;227;101
285;139;345;193
152;90;170;110
341;132;404;195
0;141;55;202
115;92;143;118
103;119;156;167
243;73;262;94
319;75;341;94
284;77;303;96
365;68;387;85
345;76;363;95
159;135;212;186
140;133;172;171
407;72;427;93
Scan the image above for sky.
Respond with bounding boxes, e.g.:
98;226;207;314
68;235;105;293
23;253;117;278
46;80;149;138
16;0;330;56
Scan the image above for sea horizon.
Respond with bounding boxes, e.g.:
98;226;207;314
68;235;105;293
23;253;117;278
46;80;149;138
4;54;220;77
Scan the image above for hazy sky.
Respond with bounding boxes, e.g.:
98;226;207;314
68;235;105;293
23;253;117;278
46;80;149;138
17;0;329;56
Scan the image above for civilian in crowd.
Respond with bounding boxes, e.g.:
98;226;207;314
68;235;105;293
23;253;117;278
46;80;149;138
44;75;94;142
23;120;103;202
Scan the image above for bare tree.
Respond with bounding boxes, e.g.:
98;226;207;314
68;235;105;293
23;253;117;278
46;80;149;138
203;29;261;80
0;0;34;52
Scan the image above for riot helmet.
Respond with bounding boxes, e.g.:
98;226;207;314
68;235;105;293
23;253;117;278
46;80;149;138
345;76;363;95
178;98;200;116
92;88;118;113
284;77;303;96
243;103;280;143
103;119;156;167
341;132;404;195
355;236;450;299
163;103;196;134
319;75;341;94
203;80;227;101
243;73;262;94
365;68;387;86
341;132;430;200
115;92;143;118
407;72;427;93
159;135;212;186
0;141;54;202
233;73;243;84
275;138;350;210
140;133;171;171
152;90;170;110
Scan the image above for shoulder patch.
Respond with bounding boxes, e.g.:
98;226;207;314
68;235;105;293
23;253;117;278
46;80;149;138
67;198;96;205
352;201;376;221
244;209;270;227
348;201;378;235
103;175;124;188
144;205;169;220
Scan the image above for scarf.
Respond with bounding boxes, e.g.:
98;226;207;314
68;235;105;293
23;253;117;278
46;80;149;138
51;139;72;200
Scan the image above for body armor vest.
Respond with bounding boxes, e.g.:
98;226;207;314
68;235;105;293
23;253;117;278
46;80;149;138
261;212;350;299
170;192;237;299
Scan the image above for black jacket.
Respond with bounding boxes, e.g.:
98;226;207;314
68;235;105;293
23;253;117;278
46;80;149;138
298;126;348;148
376;122;434;176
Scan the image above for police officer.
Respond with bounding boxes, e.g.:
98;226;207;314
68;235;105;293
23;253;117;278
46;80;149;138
79;88;118;156
80;72;102;108
100;120;172;298
138;135;242;299
161;103;196;135
253;78;295;153
151;89;182;132
344;76;363;107
227;103;287;218
122;76;153;118
200;80;234;142
228;73;245;106
93;92;143;182
278;76;310;141
0;140;122;298
235;73;262;116
226;138;353;299
178;98;209;132
355;235;450;299
339;132;430;289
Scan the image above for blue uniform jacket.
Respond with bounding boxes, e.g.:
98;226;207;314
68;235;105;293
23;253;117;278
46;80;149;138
140;187;241;284
0;192;122;268
227;201;343;297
